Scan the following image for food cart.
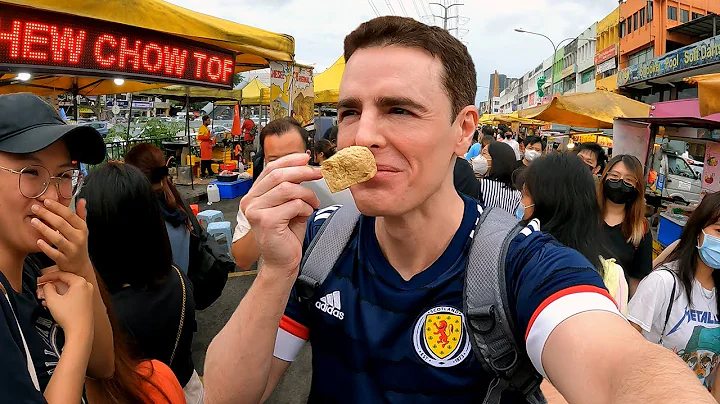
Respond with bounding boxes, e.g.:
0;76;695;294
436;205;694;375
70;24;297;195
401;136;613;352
614;98;720;248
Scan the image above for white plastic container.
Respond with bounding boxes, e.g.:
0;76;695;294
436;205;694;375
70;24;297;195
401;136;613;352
207;183;221;204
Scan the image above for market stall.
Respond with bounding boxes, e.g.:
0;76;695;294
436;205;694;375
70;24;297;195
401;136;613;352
519;90;650;129
614;98;720;247
314;56;344;105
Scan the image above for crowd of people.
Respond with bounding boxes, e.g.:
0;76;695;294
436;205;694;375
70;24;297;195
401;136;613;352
2;14;720;404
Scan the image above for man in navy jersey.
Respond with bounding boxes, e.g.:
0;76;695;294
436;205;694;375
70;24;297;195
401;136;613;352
205;16;713;403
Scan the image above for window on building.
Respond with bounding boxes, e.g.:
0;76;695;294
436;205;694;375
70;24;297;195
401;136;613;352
601;68;618;79
693;12;704;20
633;12;639;31
628;46;654;67
668;6;677;21
640;8;646;27
619;21;626;38
647;2;653;22
628;17;633;34
680;9;689;23
581;68;595;84
564;78;576;92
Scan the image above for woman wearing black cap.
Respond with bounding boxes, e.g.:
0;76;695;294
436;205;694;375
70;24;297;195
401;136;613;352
0;93;114;402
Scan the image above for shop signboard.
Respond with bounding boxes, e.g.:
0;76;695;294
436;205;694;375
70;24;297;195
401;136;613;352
291;64;314;127
702;142;720;194
0;3;235;88
594;44;617;65
528;92;535;105
596;58;616;75
269;61;292;120
559;64;576;79
618;34;720;87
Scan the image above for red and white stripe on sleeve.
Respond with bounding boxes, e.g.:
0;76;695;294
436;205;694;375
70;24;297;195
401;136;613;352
524;285;622;378
273;315;309;362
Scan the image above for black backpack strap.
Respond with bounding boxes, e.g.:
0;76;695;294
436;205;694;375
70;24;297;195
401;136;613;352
464;207;545;404
296;205;361;301
658;267;677;345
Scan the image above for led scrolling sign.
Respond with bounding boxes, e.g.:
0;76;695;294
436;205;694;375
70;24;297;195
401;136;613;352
0;4;236;88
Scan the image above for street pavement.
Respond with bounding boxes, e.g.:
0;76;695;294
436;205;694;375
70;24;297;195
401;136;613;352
189;194;312;403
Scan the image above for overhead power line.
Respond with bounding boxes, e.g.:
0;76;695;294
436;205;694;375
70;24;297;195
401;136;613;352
397;0;409;17
386;0;396;15
368;0;380;16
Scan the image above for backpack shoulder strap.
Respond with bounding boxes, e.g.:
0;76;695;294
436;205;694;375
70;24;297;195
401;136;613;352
464;207;545;404
296;205;361;300
658;267;677;345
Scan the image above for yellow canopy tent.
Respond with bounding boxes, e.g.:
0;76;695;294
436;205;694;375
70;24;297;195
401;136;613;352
135;85;243;102
314;56;345;104
685;74;720;117
240;79;270;105
518;91;650;129
479;114;500;124
495;112;545;125
0;0;295;96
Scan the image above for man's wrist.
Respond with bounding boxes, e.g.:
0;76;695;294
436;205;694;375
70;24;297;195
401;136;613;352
255;264;298;289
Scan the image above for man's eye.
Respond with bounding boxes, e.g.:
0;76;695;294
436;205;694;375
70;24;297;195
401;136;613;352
389;108;410;115
339;110;358;119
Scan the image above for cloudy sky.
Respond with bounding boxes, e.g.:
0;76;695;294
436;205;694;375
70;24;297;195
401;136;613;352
169;0;618;102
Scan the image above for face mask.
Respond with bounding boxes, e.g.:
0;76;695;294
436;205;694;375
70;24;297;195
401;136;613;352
515;203;535;221
524;149;541;162
471;155;489;176
698;230;720;269
603;179;637;205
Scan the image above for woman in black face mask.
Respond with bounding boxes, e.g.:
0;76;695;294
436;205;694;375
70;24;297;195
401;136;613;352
598;154;652;297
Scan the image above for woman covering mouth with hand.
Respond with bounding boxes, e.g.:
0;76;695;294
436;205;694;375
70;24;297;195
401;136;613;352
0;93;114;403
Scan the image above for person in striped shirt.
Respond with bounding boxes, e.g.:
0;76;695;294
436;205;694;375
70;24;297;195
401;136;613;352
479;141;522;215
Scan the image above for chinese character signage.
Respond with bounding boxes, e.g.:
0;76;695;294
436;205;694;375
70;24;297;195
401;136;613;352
618;34;720;87
0;3;235;88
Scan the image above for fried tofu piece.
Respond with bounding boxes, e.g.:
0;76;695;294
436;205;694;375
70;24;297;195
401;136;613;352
321;146;377;193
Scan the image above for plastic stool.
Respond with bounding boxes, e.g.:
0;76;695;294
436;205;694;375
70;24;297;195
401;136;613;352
207;221;232;254
197;210;224;228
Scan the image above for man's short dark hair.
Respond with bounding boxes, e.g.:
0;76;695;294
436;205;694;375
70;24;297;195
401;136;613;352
524;136;546;151
202;115;210;122
481;125;495;138
576;142;607;170
260;117;309;150
344;16;476;118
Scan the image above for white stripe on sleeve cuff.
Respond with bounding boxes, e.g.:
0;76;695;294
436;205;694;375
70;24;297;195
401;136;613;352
273;328;306;362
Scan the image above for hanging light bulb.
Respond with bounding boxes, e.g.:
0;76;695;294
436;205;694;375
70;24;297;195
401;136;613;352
113;78;125;86
17;72;31;81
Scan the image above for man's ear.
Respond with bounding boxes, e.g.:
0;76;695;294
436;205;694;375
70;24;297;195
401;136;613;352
453;105;479;157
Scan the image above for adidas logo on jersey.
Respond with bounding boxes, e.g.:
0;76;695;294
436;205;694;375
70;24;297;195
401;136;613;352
315;290;345;320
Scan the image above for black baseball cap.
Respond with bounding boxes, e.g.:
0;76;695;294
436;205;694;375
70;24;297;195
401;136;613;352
0;93;105;164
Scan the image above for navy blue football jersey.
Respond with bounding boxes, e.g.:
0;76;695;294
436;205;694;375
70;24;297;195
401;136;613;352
273;195;618;403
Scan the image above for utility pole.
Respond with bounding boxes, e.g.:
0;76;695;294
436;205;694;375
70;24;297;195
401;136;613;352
429;2;463;30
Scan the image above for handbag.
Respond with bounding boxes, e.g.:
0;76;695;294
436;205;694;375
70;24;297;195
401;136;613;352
170;265;186;365
183;199;234;310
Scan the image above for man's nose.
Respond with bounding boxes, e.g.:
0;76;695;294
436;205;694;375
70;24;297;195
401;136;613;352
354;112;385;149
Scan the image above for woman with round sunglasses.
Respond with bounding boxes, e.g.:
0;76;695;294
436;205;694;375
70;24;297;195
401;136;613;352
598;155;653;297
0;93;114;402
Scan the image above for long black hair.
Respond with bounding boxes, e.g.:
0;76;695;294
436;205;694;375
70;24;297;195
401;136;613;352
79;163;173;294
520;153;603;272
663;192;720;314
486;141;517;188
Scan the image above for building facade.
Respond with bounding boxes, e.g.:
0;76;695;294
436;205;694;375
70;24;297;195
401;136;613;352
596;7;621;92
617;0;720;102
488;71;510;101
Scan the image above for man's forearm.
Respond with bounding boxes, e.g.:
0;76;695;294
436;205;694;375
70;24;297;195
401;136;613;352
611;341;713;403
204;266;295;404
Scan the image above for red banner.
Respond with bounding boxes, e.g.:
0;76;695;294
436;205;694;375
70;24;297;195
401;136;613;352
0;3;235;88
595;44;617;65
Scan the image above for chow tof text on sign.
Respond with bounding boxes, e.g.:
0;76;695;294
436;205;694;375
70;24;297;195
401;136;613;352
0;3;235;89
